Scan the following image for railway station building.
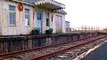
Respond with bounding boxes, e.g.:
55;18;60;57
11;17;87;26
0;0;67;35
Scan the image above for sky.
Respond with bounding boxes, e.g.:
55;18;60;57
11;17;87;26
57;0;107;29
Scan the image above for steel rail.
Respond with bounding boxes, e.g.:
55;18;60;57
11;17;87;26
29;35;106;60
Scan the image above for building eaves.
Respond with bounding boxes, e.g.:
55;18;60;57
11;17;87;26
54;10;67;15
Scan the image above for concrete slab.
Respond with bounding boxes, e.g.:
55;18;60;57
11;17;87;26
81;40;107;60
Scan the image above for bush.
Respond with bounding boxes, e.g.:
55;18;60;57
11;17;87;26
31;28;40;35
45;28;53;34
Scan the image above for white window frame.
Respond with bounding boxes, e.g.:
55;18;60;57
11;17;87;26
9;5;16;26
25;8;30;27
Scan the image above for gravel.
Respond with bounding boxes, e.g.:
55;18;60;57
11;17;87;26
49;38;106;60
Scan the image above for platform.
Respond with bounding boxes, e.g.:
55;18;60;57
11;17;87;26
82;41;107;60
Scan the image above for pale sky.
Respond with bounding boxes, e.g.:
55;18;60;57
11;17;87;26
57;0;107;29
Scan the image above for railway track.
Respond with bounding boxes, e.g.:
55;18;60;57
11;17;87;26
49;36;107;60
0;35;106;60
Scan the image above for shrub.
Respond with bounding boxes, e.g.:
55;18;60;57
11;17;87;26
45;28;53;34
31;28;40;35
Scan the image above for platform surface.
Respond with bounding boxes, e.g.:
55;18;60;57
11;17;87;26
82;41;107;60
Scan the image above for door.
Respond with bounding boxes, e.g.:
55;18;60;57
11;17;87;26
37;11;42;33
56;15;62;33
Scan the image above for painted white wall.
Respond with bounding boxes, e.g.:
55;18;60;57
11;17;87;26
0;1;66;35
0;0;2;35
1;1;34;35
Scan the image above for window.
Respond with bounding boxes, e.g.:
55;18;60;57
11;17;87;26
25;8;30;26
37;12;42;20
46;18;49;26
46;13;50;26
9;5;16;26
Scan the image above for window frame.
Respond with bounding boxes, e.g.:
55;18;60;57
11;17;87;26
9;5;16;27
24;8;30;27
46;13;50;27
